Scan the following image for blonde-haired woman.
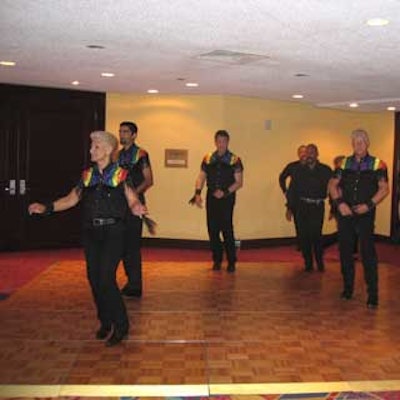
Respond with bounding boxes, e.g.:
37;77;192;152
29;131;146;346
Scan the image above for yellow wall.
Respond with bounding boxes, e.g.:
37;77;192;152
106;93;394;240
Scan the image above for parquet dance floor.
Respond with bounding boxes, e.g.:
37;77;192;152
1;254;400;397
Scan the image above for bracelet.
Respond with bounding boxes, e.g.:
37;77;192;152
367;200;376;210
44;202;54;216
195;189;201;195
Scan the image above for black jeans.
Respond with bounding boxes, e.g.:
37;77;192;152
338;211;378;302
122;214;143;291
206;191;236;265
296;200;325;269
83;222;129;331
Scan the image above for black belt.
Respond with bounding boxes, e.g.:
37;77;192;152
300;197;325;205
92;218;118;226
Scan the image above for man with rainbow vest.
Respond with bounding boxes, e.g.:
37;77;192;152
329;129;389;309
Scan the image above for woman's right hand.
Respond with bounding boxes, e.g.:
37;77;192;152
28;203;46;215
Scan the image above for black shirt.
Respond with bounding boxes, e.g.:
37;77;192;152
118;144;151;203
334;153;388;206
77;163;130;227
201;150;243;192
279;160;303;194
288;161;332;207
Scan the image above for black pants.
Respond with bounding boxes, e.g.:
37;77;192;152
296;201;325;269
338;211;378;302
83;222;129;331
206;191;236;265
122;215;143;291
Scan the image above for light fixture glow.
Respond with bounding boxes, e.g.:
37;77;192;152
366;18;389;26
147;89;159;94
0;61;16;66
387;106;396;111
71;80;80;86
349;102;359;108
292;94;304;99
185;82;199;87
101;72;115;77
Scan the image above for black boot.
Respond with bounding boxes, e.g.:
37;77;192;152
105;328;129;347
95;325;112;340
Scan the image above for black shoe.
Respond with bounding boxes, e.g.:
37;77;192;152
105;329;129;347
212;262;222;271
227;264;236;273
95;325;112;340
121;285;142;298
340;290;353;300
317;264;325;272
367;296;378;309
304;266;313;272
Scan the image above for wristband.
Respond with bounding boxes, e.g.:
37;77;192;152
44;202;54;216
223;188;231;197
367;200;376;210
195;189;201;195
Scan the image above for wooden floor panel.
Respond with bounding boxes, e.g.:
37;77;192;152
1;258;400;394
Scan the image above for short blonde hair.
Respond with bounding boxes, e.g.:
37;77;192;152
90;131;118;152
351;129;370;146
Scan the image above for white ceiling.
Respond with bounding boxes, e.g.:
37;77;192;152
1;0;400;112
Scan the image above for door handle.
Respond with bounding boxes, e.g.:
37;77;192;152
20;179;26;195
5;179;16;195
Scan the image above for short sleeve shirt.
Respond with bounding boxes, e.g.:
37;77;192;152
118;144;151;202
334;154;388;206
201;150;243;191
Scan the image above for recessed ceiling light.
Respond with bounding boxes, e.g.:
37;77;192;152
0;60;16;66
387;106;396;111
71;81;80;86
86;45;105;49
349;102;359;108
366;18;389;26
185;82;199;87
292;94;304;99
147;89;159;94
101;72;114;77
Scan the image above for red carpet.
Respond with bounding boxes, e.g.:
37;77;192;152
0;242;398;295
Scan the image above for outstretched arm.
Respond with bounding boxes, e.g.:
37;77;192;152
28;187;81;215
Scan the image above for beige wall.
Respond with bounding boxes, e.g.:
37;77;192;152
106;93;394;240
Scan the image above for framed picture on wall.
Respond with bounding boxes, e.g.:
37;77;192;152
164;149;188;168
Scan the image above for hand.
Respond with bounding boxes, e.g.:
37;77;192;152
285;208;292;222
338;202;353;216
194;194;203;208
28;203;46;215
213;189;225;199
352;203;369;215
131;202;147;217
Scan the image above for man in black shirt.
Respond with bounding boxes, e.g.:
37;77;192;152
118;121;153;298
288;144;332;272
329;129;389;308
29;131;145;346
190;130;243;272
279;145;307;246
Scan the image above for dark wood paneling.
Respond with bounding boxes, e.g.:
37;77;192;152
0;84;105;250
392;112;400;242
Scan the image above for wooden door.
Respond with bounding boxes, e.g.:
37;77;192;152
0;84;105;250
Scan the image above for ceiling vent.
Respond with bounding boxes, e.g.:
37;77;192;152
196;49;269;65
